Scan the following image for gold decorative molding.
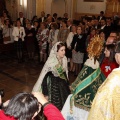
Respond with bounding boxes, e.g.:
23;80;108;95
105;0;120;16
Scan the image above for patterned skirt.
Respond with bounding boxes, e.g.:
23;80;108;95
39;41;47;54
72;52;84;64
42;72;70;110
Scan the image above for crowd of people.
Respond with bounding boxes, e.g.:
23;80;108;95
0;9;120;120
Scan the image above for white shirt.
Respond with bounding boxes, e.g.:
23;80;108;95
66;32;76;48
101;25;106;29
20;18;23;25
42;17;44;22
12;27;26;41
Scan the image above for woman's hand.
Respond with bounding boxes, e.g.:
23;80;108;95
32;92;48;105
44;96;49;100
28;33;33;36
0;96;9;108
68;46;71;50
72;49;76;53
3;100;9;107
16;36;20;38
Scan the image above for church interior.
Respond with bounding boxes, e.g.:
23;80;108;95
0;0;120;119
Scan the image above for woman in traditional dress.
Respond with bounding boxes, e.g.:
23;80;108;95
88;41;120;120
61;36;106;120
32;42;70;110
101;44;118;77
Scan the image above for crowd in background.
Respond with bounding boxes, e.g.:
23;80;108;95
0;9;120;77
1;8;120;120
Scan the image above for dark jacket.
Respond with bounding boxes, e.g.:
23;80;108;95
71;34;87;53
38;17;47;23
97;16;106;21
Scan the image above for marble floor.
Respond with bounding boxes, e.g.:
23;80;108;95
0;52;76;102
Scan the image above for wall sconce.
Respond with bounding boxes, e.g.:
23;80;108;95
20;0;22;6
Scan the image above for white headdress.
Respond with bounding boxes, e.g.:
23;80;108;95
32;42;68;92
49;42;62;57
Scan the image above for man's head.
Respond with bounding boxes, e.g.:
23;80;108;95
41;11;45;17
47;16;52;24
100;19;106;26
94;19;99;26
19;12;23;18
106;36;115;45
53;13;57;19
63;13;68;18
100;11;104;16
109;31;118;41
106;17;112;26
67;19;73;26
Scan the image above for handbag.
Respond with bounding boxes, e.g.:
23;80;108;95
3;36;11;41
3;28;11;42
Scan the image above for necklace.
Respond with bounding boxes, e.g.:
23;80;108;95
56;55;63;65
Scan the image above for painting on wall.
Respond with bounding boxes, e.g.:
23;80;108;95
84;0;104;2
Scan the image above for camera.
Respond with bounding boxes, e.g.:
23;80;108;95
0;89;4;97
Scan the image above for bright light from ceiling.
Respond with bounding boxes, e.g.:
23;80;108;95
20;0;22;5
24;0;27;8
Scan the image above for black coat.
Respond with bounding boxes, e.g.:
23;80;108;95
38;17;47;23
97;16;106;21
71;34;87;53
102;25;113;39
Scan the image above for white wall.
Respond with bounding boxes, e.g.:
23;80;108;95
51;0;65;17
44;0;52;15
77;0;106;14
26;0;36;20
44;0;106;18
44;0;72;18
66;0;73;18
